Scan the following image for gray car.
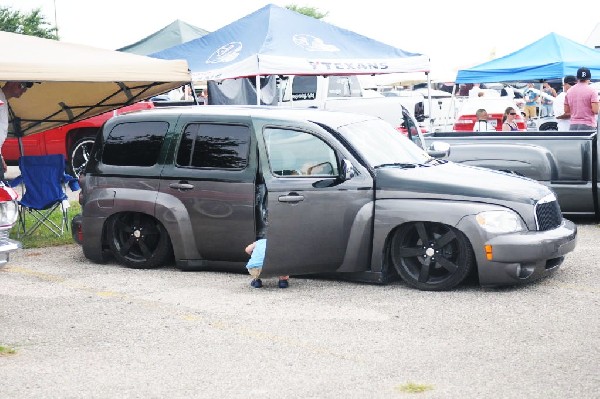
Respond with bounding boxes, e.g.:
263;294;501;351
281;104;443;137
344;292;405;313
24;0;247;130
73;105;577;291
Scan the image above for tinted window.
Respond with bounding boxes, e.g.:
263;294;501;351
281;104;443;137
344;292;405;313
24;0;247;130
264;128;338;177
291;76;317;101
102;121;169;166
176;123;250;169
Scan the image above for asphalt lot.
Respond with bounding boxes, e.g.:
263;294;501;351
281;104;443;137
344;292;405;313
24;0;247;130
1;217;599;399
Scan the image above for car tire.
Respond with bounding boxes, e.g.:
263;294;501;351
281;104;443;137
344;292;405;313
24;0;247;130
107;212;172;269
69;137;95;176
390;222;474;291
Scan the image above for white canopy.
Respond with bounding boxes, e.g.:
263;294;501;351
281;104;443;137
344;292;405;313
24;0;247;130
1;31;191;136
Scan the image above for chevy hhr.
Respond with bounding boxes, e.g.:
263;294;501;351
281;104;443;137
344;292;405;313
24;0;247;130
73;106;577;291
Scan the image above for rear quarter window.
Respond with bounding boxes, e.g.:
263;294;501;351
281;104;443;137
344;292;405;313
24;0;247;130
102;121;169;166
176;123;250;169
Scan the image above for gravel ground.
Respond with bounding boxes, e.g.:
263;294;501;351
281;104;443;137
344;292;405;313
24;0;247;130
0;218;599;399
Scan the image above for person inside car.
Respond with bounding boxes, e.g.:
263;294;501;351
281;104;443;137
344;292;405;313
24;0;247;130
502;107;520;131
472;108;495;132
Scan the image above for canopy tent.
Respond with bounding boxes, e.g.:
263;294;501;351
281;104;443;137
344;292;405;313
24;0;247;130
1;31;191;137
151;3;430;81
456;33;600;83
117;19;210;56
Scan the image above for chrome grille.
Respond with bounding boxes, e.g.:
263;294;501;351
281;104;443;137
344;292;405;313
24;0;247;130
535;196;562;231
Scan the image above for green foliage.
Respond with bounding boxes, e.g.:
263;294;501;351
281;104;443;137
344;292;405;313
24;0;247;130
285;4;328;19
9;201;81;248
0;6;58;39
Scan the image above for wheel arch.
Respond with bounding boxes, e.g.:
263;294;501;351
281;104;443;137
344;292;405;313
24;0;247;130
371;199;498;275
153;191;199;262
65;127;101;154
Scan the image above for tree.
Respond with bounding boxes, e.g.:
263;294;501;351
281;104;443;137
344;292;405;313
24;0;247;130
0;6;58;39
285;4;328;19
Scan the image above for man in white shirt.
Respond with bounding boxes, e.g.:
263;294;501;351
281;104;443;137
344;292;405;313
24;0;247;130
0;81;33;179
553;75;576;131
472;108;496;132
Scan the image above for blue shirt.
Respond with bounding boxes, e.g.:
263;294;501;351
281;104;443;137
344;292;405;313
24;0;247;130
246;239;267;269
525;89;537;106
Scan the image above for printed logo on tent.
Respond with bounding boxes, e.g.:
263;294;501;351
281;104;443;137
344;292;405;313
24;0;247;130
207;42;243;64
293;35;339;52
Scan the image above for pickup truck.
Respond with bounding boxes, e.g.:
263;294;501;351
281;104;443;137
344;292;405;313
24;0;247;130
208;74;428;130
276;75;428;129
72;105;576;291
3;102;154;176
420;129;600;218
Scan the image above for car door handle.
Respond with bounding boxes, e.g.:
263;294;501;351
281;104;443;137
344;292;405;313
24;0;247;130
169;182;194;190
278;194;304;203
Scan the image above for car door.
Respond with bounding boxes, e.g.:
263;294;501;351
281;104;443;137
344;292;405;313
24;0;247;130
158;117;257;262
257;123;374;277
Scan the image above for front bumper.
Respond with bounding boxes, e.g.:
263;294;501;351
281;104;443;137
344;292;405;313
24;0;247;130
459;218;577;287
0;229;21;267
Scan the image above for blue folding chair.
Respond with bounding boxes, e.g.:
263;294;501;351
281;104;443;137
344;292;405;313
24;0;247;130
10;155;80;237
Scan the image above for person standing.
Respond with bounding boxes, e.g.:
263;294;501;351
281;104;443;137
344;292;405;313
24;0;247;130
554;75;577;131
523;83;539;121
564;67;599;131
0;81;33;179
540;81;557;117
245;239;290;289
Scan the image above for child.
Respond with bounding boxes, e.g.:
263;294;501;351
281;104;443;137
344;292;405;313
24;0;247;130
245;239;289;288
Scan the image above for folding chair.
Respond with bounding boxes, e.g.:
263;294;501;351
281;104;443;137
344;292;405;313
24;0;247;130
9;154;80;238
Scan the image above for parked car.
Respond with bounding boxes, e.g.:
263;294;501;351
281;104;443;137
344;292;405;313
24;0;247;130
73;106;577;291
453;97;526;131
2;102;154;176
0;182;20;266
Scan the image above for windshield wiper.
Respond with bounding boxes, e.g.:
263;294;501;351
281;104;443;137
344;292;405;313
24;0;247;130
374;163;417;169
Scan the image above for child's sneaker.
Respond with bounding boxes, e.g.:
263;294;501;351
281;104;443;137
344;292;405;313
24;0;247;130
278;279;289;289
251;278;262;288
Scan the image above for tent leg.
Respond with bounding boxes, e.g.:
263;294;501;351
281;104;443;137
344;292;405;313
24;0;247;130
426;73;433;131
256;75;261;105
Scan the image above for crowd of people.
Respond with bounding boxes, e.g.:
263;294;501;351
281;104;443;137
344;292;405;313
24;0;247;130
469;66;598;132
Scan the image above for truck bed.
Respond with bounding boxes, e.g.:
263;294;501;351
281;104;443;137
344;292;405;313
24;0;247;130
422;130;598;216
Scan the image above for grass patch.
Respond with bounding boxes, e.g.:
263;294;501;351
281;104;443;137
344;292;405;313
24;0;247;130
396;382;434;394
0;345;17;356
9;201;81;248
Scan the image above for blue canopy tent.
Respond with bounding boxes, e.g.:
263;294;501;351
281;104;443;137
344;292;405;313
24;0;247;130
151;4;430;82
456;33;600;83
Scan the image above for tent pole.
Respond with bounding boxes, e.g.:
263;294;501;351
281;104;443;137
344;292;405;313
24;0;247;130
256;75;261;105
426;73;433;132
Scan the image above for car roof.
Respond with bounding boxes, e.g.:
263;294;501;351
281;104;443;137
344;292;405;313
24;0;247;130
117;105;379;128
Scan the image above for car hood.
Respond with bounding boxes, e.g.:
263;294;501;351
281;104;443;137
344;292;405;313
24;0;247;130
375;161;550;205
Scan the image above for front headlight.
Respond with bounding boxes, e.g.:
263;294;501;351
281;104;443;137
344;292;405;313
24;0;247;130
476;210;525;234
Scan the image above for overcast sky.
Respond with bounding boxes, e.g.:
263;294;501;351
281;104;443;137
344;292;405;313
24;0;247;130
4;0;600;81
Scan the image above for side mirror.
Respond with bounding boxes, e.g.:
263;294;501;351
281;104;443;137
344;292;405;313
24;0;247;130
341;159;355;181
427;141;450;158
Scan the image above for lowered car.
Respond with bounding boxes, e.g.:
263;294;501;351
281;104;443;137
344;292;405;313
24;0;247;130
72;106;577;291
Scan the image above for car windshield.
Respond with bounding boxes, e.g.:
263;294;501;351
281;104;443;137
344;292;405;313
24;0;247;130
338;119;431;167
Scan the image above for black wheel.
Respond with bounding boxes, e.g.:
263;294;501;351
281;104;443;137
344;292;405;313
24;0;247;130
107;213;172;269
391;222;474;291
69;137;95;176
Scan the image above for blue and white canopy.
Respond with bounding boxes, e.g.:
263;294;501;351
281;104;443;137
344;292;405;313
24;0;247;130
456;33;600;83
152;3;430;81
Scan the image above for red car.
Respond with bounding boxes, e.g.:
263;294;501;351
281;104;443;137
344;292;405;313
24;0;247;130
453;97;526;132
3;102;155;176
